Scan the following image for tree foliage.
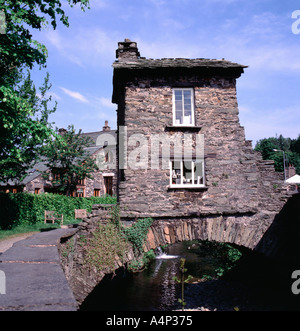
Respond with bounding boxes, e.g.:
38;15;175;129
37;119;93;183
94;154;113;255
0;70;57;181
0;0;90;74
41;125;98;196
0;0;90;182
255;134;300;174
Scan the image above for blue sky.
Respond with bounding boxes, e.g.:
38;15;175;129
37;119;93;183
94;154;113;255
30;0;300;145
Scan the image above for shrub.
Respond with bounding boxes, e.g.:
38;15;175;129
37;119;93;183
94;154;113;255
0;192;117;230
123;217;153;254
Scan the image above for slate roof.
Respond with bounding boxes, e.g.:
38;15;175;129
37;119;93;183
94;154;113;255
22;163;49;185
0;162;49;187
113;57;248;70
81;130;117;147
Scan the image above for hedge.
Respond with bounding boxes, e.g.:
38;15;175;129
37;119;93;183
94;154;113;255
0;192;117;230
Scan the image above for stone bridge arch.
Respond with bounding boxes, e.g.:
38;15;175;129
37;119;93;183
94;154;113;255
143;193;300;265
61;194;300;307
143;215;264;254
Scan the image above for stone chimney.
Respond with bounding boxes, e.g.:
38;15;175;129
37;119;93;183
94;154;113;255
116;38;140;61
102;120;111;132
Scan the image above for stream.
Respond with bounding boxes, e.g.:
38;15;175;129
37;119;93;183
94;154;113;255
80;241;231;311
80;241;300;311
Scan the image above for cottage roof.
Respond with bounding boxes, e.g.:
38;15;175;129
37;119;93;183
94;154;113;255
0;162;49;187
81;129;117;147
113;39;247;70
113;57;248;70
112;40;248;105
112;40;248;108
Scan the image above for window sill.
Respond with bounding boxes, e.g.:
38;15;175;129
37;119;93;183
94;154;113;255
167;185;208;191
165;126;202;132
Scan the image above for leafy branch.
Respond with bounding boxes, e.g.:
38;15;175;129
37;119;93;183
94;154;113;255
173;258;193;311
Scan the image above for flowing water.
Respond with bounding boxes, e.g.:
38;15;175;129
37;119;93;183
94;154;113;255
80;240;300;311
80;241;219;311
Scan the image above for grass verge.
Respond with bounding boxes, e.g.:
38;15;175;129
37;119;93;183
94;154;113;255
0;219;81;241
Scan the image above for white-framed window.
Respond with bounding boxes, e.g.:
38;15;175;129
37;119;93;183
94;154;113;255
170;159;205;188
172;88;195;126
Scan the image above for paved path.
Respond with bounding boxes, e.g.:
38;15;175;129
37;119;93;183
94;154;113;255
0;233;38;254
0;228;78;311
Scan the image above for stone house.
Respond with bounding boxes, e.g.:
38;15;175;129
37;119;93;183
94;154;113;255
0;121;117;197
112;39;287;222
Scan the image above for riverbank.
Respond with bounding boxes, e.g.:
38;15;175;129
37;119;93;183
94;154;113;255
183;273;300;311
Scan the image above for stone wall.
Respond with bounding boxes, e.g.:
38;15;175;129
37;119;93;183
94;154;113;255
25;176;46;194
116;73;288;220
144;216;261;252
59;204;136;305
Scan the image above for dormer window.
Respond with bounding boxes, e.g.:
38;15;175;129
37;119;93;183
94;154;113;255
173;88;195;126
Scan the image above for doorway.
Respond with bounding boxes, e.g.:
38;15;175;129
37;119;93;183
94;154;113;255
104;176;113;196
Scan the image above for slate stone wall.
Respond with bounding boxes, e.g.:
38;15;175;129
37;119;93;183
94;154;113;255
116;72;288;220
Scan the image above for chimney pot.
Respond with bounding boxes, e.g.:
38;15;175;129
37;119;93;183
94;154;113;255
116;39;140;61
103;121;111;132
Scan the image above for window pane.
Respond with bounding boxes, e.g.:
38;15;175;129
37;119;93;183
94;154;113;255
184;100;191;108
173;89;194;126
194;161;204;185
175;90;183;124
184;99;191;109
172;161;182;185
184;106;192;124
183;90;191;99
183;161;192;185
175;90;182;100
183;114;191;125
175;100;183;111
175;111;182;124
183;90;192;123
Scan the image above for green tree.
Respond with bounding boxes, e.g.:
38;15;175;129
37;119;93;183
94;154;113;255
255;138;279;161
0;0;90;74
255;135;300;174
291;135;300;155
278;134;291;152
41;125;98;196
0;0;90;182
0;70;56;181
